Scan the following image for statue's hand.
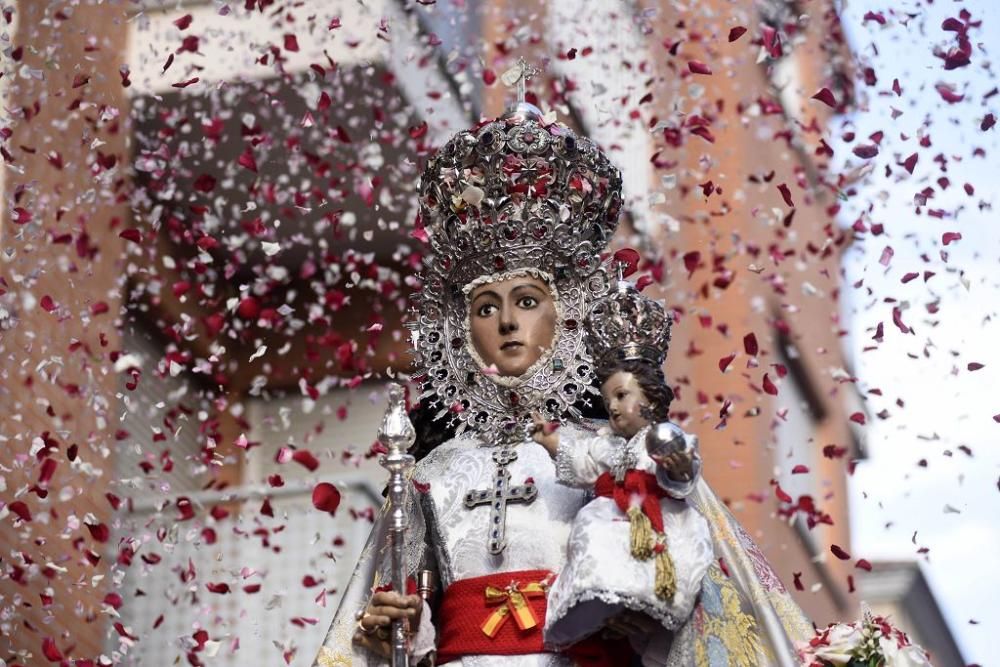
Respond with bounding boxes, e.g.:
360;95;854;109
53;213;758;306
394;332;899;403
653;449;695;482
530;412;560;458
353;591;422;657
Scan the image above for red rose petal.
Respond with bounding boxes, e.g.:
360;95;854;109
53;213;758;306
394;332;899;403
728;26;747;42
612;248;640;276
719;353;736;373
42;637;63;662
292;449;320;471
762;373;778;396
312;482;341;515
238;146;258;172
173;13;193;29
688;60;712;75
852;144;879;159
9;500;32;522
811;87;837;107
855;559;873;571
831;544;851;560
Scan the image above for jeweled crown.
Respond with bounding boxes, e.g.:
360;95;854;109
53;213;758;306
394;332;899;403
416;101;623;291
586;279;672;370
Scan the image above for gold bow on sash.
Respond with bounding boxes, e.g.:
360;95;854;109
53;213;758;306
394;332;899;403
480;581;547;638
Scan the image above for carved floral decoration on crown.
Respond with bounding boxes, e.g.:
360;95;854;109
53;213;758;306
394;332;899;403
408;99;624;441
586;277;673;372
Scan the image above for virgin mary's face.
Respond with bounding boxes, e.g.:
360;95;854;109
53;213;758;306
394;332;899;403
468;276;557;378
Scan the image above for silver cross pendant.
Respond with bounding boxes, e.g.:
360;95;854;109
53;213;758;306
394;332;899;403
463;446;538;555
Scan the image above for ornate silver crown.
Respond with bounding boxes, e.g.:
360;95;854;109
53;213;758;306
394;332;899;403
409;100;624;441
416;102;623;288
586;279;672;370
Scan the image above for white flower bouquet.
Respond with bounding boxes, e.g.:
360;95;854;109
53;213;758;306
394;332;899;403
798;610;932;667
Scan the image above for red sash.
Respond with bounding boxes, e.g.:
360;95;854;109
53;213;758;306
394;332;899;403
435;569;631;666
594;470;669;533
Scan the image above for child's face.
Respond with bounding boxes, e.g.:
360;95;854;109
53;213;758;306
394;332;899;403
600;371;651;439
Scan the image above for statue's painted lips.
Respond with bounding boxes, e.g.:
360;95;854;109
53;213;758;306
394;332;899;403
500;341;523;351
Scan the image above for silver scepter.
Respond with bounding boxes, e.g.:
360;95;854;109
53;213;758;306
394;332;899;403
377;383;417;667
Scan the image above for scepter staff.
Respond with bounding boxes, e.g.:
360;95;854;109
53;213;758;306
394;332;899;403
377;383;417;667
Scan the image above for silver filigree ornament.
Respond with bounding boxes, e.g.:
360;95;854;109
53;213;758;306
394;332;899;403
408;102;624;442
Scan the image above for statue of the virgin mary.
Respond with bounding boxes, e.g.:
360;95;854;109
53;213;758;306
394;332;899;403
311;80;814;667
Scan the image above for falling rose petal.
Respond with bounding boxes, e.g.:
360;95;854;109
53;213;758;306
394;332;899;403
982;113;996;131
483;68;497;85
762;373;778;396
743;333;758;356
687;60;712;75
777;183;793;207
409;121;428;140
173;13;193;29
902;153;918;174
193;173;216;192
292;449;320;472
830;544;851;561
283;34;299;52
42;637;63;662
312;482;341;515
935;82;964;104
86;522;110;543
892;306;910;334
207;582;231;594
12;207;32;224
234;433;249;449
855;559;873;572
40;295;57;312
728;26;747;42
967;363;984;371
119;228;142;244
852;144;879;159
942;232;962;245
811;87;837;108
719;353;736;373
791;465;809;474
682;251;700;277
612;248;640;276
773;483;792;503
9;500;32;522
878;246;894;267
635;275;654;291
849;412;867;425
237;147;258;173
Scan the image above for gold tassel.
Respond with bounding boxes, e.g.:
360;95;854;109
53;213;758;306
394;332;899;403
654;546;677;601
627;506;655;560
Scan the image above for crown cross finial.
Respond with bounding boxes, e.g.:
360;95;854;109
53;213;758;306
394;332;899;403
501;58;542;105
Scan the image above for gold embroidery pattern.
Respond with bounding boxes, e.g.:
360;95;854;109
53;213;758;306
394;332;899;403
316;646;353;667
692;566;768;667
